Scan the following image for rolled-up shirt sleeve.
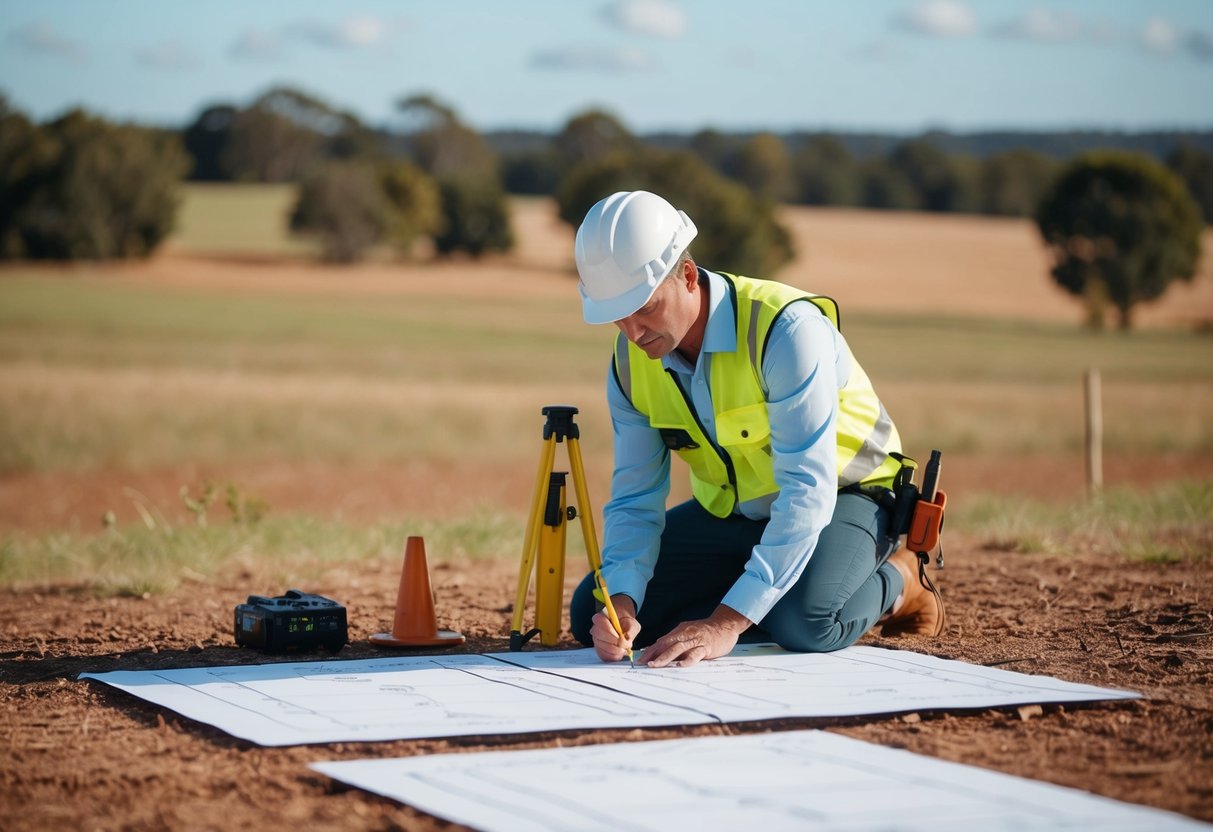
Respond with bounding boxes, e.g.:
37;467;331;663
720;305;845;623
598;359;671;612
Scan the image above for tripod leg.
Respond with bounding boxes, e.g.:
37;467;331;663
566;437;604;571
535;473;568;646
568;437;634;664
510;435;558;639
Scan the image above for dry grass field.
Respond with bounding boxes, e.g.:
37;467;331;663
2;192;1212;830
2;197;1210;541
779;205;1213;329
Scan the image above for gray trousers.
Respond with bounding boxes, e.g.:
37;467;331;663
570;492;903;653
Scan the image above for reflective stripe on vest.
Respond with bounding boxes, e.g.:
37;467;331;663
613;272;902;518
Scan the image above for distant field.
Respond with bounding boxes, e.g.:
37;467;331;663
1;186;1210;579
778;206;1213;331
1;270;1210;478
170;182;317;256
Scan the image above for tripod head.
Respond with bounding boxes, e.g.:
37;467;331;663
541;405;580;441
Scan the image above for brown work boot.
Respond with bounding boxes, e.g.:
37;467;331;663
881;547;945;637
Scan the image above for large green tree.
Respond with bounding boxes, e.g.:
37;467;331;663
0;99;57;257
290;159;442;263
859;158;920;211
289;161;391;263
222;89;335;182
185;87;377;183
686;128;740;173
1;107;188;259
887;139;977;213
554;109;635;172
393;93;513;256
182;105;236;181
1167;143;1213;225
725;132;793;202
556;149;794;277
1035;151;1203;330
379;160;443;255
978;149;1059;217
395;93;498;179
433;174;514;257
792;135;861;207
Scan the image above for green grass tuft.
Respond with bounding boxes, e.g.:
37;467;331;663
0;509;525;596
955;477;1213;561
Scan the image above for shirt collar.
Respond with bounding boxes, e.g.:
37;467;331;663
663;268;737;373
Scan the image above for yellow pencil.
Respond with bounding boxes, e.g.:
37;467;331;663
594;571;635;666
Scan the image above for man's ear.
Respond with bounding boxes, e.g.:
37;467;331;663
681;259;698;290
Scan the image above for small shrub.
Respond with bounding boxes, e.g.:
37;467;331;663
433;174;514;257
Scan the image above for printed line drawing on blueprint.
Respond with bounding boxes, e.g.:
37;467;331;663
313;729;1211;832
499;644;1140;722
81;654;711;746
82;644;1137;747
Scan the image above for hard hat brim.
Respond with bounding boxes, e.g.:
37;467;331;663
579;275;662;325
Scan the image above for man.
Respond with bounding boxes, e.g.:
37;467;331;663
569;190;944;668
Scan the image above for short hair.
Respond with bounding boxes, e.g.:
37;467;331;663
664;249;694;283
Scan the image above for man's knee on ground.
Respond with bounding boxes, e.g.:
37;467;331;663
764;609;854;654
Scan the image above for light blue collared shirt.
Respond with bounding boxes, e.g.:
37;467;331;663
601;269;850;624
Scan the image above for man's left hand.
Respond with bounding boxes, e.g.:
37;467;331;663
640;605;752;668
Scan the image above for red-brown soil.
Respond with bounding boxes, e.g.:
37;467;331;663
2;522;1211;830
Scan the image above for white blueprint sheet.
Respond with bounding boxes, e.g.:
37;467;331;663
312;730;1210;832
502;644;1138;723
81;644;1138;747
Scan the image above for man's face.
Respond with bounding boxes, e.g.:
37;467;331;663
614;267;695;360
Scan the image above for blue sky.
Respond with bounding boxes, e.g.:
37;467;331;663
2;0;1211;134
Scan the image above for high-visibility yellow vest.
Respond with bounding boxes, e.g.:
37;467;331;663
612;272;902;518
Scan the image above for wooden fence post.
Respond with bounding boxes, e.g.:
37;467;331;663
1084;368;1103;493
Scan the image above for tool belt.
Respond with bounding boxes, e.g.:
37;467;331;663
843;451;947;567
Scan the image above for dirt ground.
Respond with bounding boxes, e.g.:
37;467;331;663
2;518;1211;829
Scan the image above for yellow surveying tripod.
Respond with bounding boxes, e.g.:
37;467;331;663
509;405;626;651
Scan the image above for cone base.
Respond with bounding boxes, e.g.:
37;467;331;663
368;630;466;649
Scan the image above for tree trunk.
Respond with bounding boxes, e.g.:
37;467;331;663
1082;276;1107;331
1117;302;1134;331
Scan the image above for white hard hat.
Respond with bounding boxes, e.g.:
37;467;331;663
574;190;698;324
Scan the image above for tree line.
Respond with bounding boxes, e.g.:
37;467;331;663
1;87;1209;329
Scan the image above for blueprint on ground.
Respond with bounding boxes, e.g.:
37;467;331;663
80;644;1138;747
312;730;1209;832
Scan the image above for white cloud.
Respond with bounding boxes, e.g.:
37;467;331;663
892;1;976;38
135;42;201;71
1141;17;1180;55
988;11;1212;63
991;8;1084;42
601;0;686;39
531;46;657;73
289;15;407;51
229;29;286;62
8;21;86;62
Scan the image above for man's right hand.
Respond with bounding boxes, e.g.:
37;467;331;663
589;594;640;663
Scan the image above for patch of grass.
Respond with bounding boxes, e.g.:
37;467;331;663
954;478;1213;560
0;509;525;596
848;313;1213;385
171;183;315;256
2;271;1209;475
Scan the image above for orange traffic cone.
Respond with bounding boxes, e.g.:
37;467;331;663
369;536;465;648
